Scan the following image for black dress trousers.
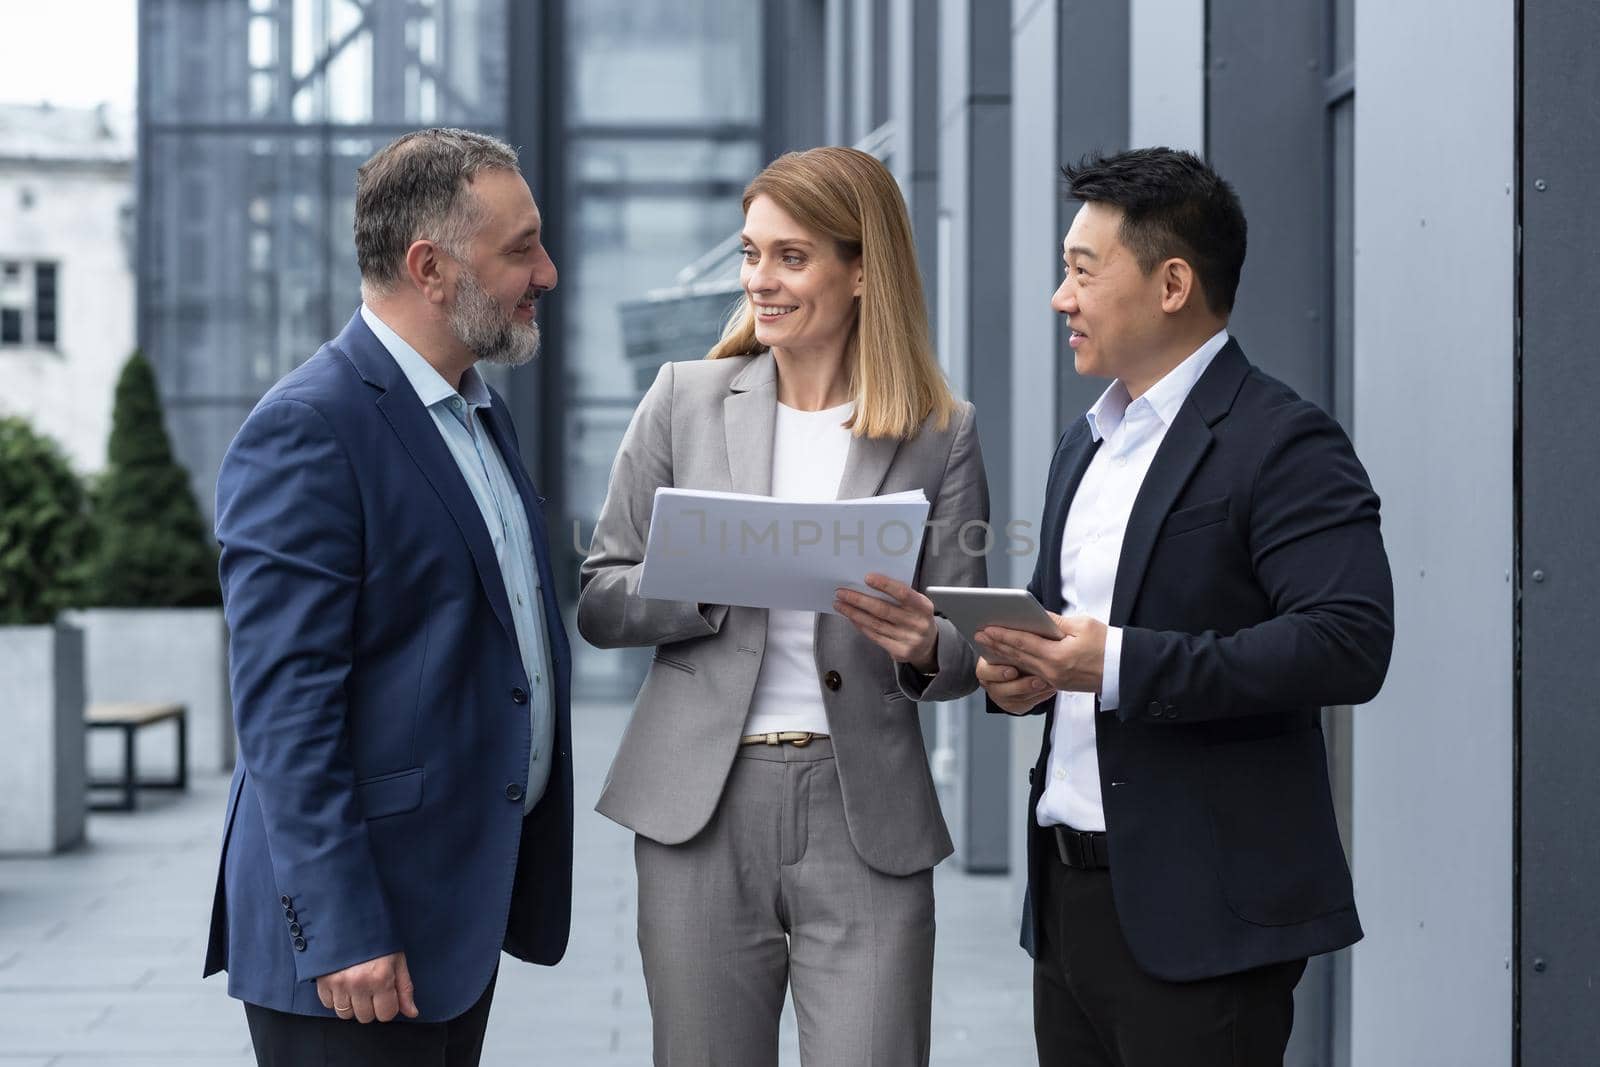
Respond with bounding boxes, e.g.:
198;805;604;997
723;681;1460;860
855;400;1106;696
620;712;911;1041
243;968;497;1067
1032;856;1306;1067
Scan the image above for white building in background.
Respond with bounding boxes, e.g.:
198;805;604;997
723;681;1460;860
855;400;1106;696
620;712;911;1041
0;101;134;472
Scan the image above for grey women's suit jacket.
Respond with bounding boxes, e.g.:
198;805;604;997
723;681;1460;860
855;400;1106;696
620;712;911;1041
578;352;988;876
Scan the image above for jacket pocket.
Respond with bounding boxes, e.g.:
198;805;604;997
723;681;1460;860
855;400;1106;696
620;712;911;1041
1203;729;1353;926
652;651;697;675
355;767;424;820
1160;495;1230;538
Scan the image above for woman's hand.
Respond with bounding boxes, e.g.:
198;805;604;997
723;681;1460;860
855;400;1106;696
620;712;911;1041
834;573;939;673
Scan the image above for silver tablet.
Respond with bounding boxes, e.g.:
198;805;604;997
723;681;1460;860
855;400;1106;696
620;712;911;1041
927;586;1060;667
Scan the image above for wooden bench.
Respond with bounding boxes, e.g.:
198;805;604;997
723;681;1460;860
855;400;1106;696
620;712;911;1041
86;702;188;812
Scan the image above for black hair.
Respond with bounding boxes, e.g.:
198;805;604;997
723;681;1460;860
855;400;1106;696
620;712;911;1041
1061;148;1247;315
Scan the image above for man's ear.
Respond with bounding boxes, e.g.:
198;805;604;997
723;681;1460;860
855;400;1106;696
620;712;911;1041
1159;257;1198;315
404;239;450;304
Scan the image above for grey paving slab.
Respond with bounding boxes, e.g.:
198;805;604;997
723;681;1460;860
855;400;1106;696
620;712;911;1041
0;700;1035;1065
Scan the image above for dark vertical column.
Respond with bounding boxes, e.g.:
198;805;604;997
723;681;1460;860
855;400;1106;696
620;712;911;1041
1519;1;1600;1062
762;0;826;159
1054;0;1130;428
504;0;565;566
1204;0;1329;407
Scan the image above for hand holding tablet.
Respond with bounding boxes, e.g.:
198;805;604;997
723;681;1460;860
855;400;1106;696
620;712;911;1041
926;586;1062;669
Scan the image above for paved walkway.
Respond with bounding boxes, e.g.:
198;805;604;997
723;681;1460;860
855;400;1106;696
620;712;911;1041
0;702;1034;1065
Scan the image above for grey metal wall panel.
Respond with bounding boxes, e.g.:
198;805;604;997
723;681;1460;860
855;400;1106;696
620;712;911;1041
1128;0;1204;152
1205;0;1329;407
1519;0;1600;1061
1349;1;1516;1062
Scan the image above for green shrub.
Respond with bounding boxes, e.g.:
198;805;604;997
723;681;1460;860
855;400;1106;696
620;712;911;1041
87;352;220;607
0;416;93;625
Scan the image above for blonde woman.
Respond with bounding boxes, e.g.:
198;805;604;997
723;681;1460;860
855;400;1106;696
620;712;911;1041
578;147;988;1066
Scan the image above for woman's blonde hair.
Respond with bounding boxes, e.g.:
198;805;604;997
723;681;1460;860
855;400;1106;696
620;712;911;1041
707;146;956;440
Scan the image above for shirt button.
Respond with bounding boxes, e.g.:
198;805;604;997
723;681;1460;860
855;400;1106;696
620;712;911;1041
535;673;543;685
1115;456;1128;468
516;593;524;606
1053;767;1066;781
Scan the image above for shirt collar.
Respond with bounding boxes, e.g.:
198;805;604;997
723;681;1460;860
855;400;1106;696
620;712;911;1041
1084;328;1230;442
360;304;491;412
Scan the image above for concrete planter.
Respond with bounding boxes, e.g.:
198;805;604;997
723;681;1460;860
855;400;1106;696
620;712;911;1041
0;623;87;854
66;608;232;778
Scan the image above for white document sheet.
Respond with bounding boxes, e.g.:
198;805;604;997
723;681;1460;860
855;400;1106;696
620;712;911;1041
637;487;931;615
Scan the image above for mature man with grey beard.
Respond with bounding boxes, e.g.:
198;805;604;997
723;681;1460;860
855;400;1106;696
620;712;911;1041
204;128;574;1066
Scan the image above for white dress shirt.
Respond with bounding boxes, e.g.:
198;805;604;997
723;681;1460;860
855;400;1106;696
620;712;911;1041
1036;329;1230;832
743;400;856;737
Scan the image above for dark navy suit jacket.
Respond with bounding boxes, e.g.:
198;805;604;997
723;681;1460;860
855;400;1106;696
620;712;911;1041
203;311;573;1021
1005;338;1394;981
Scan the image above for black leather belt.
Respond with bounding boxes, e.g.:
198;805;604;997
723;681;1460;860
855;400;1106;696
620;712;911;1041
1052;825;1110;869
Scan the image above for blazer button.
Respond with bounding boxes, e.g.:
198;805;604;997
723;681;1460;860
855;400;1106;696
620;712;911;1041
511;687;528;705
279;895;292;907
1147;700;1163;718
824;671;842;691
505;782;525;802
292;936;307;952
284;907;297;922
1028;767;1037;786
1165;704;1179;719
288;922;302;936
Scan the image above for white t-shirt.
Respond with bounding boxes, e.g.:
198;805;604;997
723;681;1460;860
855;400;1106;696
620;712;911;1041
743;400;856;737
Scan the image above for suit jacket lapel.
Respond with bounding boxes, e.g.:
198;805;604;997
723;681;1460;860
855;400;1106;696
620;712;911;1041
1036;420;1099;613
1107;404;1212;626
335;312;519;648
1107;338;1251;626
835;432;900;501
724;353;777;496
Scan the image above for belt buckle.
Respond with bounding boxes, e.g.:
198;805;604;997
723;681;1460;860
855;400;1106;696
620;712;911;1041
790;732;814;748
1055;826;1091;868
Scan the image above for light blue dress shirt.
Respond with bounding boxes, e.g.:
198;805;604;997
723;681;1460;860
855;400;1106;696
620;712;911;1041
361;304;555;813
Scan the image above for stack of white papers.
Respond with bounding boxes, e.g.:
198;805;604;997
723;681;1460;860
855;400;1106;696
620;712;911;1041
638;487;931;614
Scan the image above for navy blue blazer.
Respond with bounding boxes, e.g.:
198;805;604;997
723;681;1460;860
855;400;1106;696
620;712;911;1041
203;311;573;1022
1004;338;1394;981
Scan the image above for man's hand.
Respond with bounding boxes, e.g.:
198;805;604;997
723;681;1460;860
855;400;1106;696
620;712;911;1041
834;574;940;674
977;656;1057;714
977;614;1107;695
315;951;418;1023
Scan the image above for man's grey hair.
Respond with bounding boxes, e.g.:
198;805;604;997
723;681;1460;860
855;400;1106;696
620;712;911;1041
354;128;521;294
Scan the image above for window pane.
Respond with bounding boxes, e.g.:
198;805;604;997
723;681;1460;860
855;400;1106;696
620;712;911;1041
35;263;57;346
0;308;21;344
568;0;761;125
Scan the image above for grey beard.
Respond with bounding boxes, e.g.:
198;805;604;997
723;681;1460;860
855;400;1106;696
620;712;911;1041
448;268;541;367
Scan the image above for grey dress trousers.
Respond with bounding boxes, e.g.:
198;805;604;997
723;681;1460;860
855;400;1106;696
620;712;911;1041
578;354;989;1065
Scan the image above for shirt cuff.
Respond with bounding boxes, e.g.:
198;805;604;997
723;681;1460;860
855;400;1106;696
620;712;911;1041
1099;626;1123;711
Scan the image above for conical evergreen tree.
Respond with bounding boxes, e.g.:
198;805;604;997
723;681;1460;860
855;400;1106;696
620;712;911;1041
0;416;93;625
88;351;220;607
